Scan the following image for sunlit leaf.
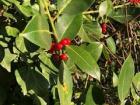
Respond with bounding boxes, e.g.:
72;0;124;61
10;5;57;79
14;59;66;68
118;54;135;102
1;49;16;72
21;15;52;50
67;46;100;81
5;26;19;37
131;73;140;100
56;14;82;41
58;0;95;15
106;37;116;54
57;62;73;105
99;0;113;17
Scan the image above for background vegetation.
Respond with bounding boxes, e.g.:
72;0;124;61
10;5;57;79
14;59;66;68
0;0;140;105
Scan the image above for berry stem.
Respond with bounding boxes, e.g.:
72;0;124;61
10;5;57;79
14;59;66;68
44;0;58;41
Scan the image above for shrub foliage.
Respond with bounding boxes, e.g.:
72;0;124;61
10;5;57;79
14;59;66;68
0;0;140;105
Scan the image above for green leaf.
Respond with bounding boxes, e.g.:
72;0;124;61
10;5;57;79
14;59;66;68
3;12;17;21
15;67;49;97
9;0;38;17
131;73;140;100
56;14;82;41
0;0;11;6
1;49;16;72
78;26;91;42
21;15;52;50
85;42;103;61
83;21;102;40
102;46;110;60
99;0;113;17
15;36;28;53
57;0;71;10
5;26;19;37
118;54;135;102
57;62;73;105
15;70;27;95
85;85;96;105
106;37;116;54
113;72;118;87
109;7;140;24
15;36;39;53
33;94;47;105
66;46;100;81
38;52;58;80
58;0;94;15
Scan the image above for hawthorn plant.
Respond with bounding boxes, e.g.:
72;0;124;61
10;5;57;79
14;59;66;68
0;0;140;105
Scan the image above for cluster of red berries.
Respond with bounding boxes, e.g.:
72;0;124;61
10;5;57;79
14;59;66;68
49;38;71;61
129;0;140;3
101;22;107;34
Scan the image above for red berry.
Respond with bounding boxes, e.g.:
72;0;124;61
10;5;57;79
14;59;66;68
48;42;56;53
65;38;71;45
60;38;71;46
60;53;68;61
101;22;107;34
52;54;59;61
129;0;140;3
55;43;63;50
48;49;54;53
102;28;107;34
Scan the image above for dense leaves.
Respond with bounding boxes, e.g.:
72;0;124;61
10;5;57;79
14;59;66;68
0;0;140;105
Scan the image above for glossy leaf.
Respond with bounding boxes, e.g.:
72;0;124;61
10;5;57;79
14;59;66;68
9;0;38;17
59;0;95;15
78;26;91;42
113;72;118;87
118;54;135;102
66;46;100;81
102;47;110;60
85;85;96;105
57;0;71;10
1;49;16;72
106;37;116;54
0;0;11;6
109;7;140;24
56;14;82;41
5;26;19;37
21;15;52;50
99;0;113;17
85;42;103;61
3;12;17;21
15;70;27;95
83;21;102;40
131;73;140;100
57;62;73;105
15;36;39;53
15;36;28;53
38;52;58;80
